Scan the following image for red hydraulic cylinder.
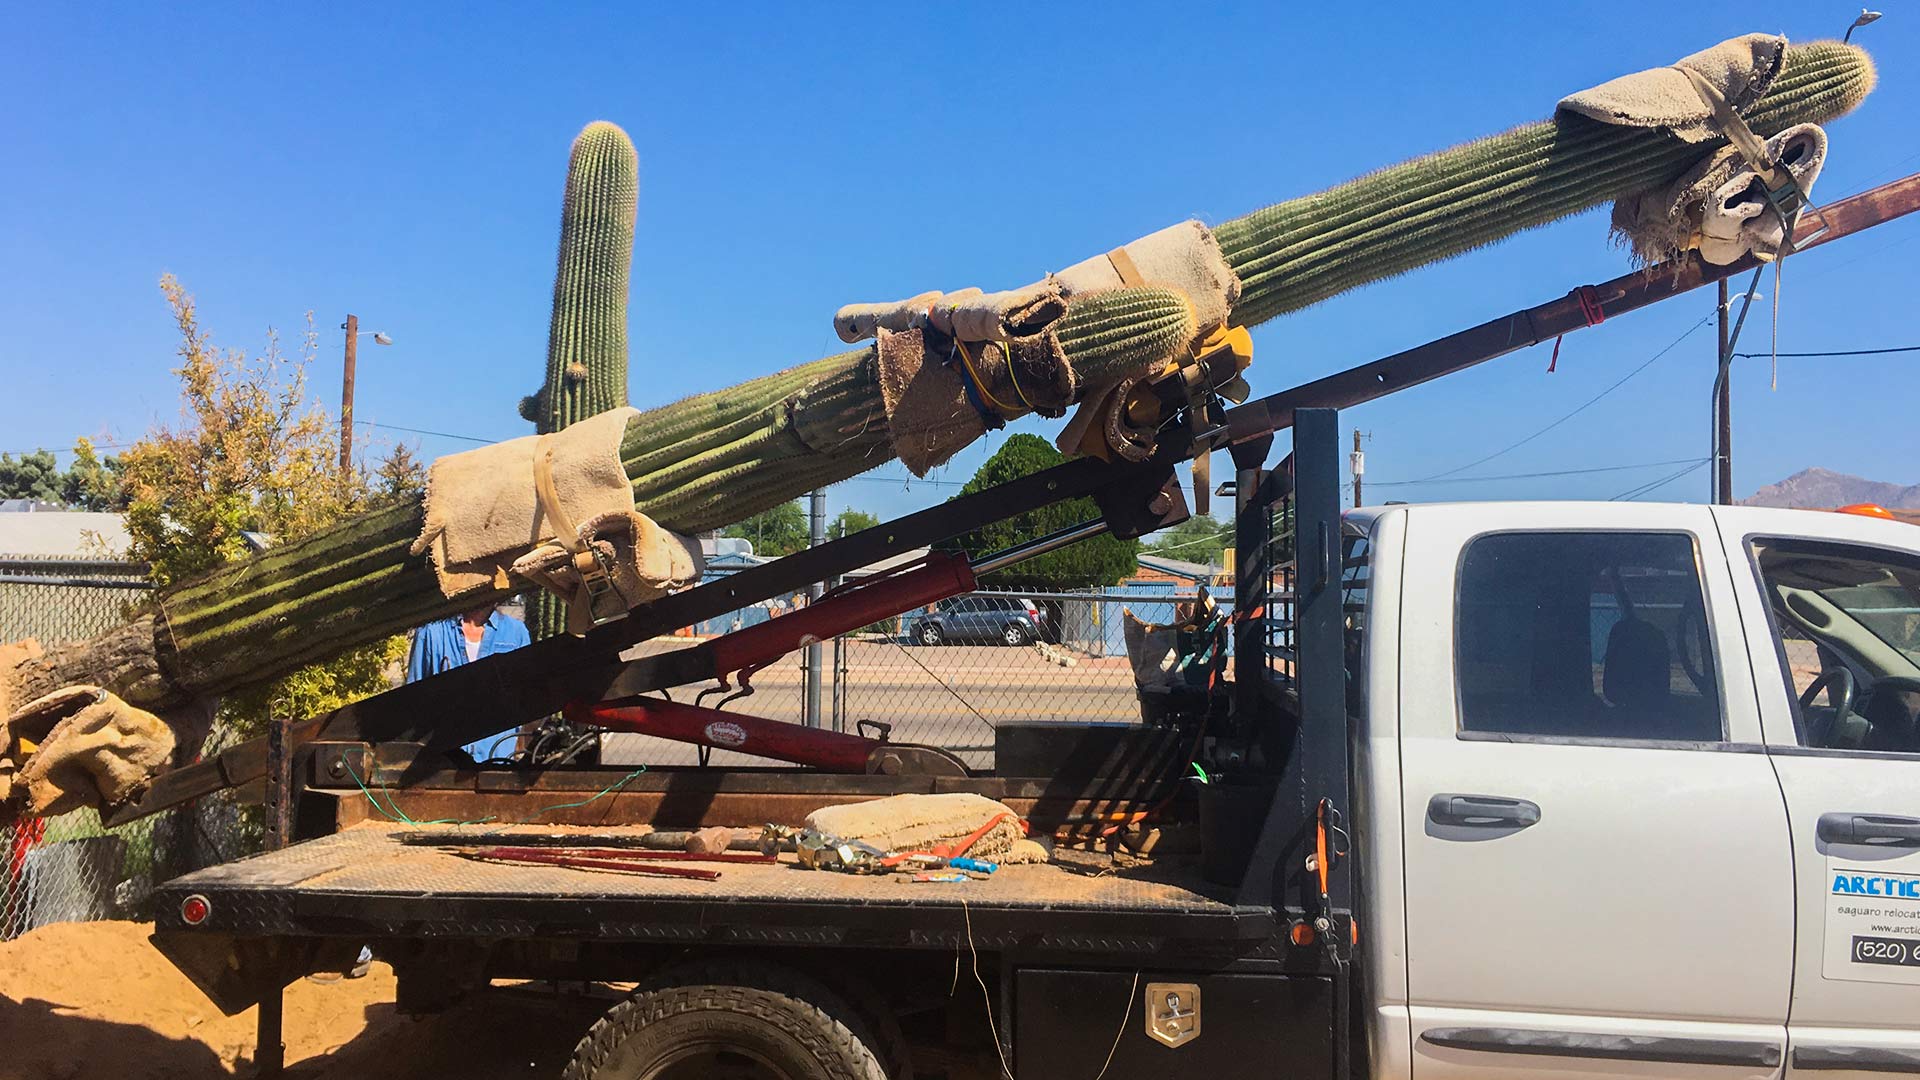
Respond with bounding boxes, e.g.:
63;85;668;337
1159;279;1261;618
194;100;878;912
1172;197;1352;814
706;551;976;680
570;698;883;772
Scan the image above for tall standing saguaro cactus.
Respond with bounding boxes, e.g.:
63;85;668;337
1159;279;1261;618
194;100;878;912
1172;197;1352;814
519;121;640;639
0;40;1878;777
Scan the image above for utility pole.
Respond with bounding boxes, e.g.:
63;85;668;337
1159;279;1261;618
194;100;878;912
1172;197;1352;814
803;488;827;728
340;314;358;475
1714;281;1732;504
1350;429;1368;508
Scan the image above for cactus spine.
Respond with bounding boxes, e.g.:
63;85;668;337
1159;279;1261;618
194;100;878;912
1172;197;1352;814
8;42;1876;718
521;122;639;639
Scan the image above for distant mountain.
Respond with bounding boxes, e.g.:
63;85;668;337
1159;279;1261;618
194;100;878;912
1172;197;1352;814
1743;468;1920;510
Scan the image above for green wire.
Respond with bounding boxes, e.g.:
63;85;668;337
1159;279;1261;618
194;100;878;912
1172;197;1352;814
338;753;649;830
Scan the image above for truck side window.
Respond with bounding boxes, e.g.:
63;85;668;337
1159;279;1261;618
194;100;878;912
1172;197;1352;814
1750;538;1920;752
1456;532;1721;742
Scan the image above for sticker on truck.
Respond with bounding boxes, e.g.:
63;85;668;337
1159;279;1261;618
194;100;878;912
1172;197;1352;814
1824;866;1920;985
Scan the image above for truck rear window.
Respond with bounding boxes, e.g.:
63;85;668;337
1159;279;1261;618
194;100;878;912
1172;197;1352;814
1455;531;1721;742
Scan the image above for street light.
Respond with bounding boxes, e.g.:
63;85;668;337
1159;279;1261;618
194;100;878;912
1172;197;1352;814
1845;9;1882;43
339;315;394;473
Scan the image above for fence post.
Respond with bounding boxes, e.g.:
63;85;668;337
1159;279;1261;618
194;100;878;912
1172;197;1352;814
264;706;292;851
803;489;826;728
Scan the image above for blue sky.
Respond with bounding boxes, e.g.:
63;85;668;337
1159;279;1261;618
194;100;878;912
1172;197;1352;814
3;3;1916;527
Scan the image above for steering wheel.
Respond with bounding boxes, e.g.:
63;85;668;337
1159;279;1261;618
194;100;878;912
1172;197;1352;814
1800;667;1857;746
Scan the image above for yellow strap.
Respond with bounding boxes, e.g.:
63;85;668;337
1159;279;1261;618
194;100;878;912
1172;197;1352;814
953;337;1023;417
1106;245;1146;288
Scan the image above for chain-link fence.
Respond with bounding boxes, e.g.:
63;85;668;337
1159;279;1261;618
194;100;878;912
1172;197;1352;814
606;582;1230;770
0;555;259;940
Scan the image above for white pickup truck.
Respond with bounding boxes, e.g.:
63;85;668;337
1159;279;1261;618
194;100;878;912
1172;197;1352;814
144;480;1920;1080
1355;500;1920;1079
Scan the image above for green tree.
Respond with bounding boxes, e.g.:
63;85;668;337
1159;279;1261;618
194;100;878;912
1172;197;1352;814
1143;514;1229;566
723;500;810;558
0;440;125;510
940;434;1137;590
60;438;124;511
372;441;427;507
828;508;880;541
0;450;64;504
114;275;407;736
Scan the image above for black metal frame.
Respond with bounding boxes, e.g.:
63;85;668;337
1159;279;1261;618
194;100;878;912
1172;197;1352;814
108;445;1190;827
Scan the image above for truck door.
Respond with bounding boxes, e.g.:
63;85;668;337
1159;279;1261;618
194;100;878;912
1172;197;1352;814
1716;512;1920;1076
1397;505;1792;1080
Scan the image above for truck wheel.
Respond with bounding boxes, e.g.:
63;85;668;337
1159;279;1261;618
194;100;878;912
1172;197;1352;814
563;962;890;1080
1001;623;1030;647
916;623;943;646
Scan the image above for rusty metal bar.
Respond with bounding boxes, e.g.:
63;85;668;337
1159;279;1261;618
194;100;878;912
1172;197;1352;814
1226;172;1920;440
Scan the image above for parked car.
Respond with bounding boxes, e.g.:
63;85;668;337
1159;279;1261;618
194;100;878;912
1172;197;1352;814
908;594;1050;646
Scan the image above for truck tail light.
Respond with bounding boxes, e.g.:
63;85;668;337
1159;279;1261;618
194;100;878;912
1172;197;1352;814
180;894;212;926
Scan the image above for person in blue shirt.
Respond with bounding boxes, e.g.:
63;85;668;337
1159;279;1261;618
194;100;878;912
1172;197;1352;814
406;601;531;761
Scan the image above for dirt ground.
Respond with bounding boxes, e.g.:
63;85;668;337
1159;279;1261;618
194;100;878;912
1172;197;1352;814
0;921;606;1079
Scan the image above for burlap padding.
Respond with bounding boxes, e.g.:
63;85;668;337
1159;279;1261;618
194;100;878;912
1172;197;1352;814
1055;220;1241;340
833;290;944;343
1558;33;1786;143
834;281;1068;345
1122;608;1184;692
0;639;44;725
1;685;174;821
508;510;703;635
876;327;1076;476
804;792;1036;863
928;282;1068;343
877;328;978;477
1612;123;1827;265
410;406;639;596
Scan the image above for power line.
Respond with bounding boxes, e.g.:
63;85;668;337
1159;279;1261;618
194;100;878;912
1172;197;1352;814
1411;313;1714;483
1369;457;1710;488
1609;458;1711;501
356;420;499;445
1731;345;1919;359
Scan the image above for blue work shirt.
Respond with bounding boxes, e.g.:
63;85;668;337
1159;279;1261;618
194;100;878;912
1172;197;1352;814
405;610;531;760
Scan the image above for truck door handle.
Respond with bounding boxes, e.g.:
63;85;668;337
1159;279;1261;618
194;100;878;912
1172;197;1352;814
1428;794;1541;829
1818;812;1920;846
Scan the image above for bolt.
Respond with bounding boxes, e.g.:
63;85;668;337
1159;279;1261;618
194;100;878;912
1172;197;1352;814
1148;492;1173;515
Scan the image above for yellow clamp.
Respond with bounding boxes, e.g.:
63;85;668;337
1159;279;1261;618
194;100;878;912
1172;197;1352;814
1076;324;1253;463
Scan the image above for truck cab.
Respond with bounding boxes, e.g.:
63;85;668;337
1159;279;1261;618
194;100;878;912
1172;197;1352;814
1354;500;1920;1079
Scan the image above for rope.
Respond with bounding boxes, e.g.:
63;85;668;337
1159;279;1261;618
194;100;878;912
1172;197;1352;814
1546;285;1606;373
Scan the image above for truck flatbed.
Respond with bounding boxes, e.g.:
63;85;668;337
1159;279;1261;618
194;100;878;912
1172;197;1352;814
151;824;1274;958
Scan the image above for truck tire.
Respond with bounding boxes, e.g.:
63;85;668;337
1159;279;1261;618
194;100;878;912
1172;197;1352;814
563;961;891;1080
1001;623;1030;647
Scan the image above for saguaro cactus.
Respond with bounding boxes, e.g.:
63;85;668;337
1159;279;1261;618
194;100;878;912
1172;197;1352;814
1;39;1877;750
519;121;640;639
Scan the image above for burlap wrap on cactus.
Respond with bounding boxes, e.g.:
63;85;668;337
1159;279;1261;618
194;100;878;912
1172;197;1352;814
1614;124;1829;265
1055;220;1239;340
1559;33;1787;141
835;281;1069;345
1;686;174;822
411;406;640;596
510;509;703;636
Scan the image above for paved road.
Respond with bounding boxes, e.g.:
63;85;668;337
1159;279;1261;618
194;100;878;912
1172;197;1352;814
602;639;1143;769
